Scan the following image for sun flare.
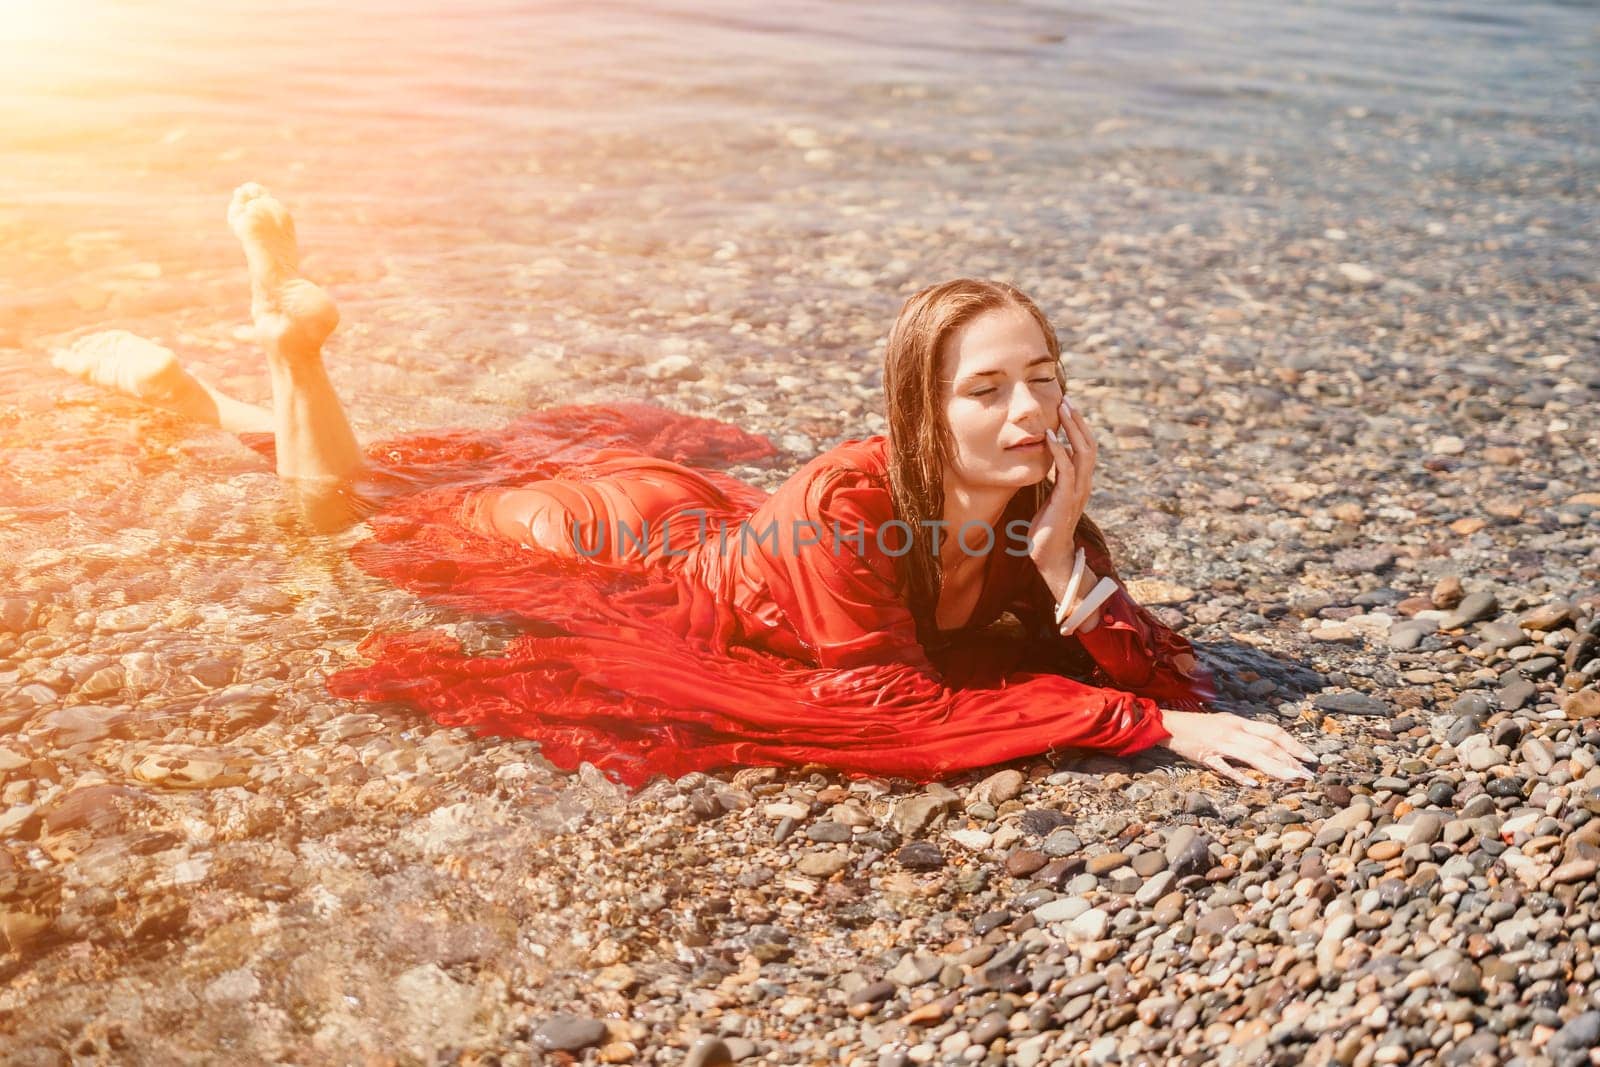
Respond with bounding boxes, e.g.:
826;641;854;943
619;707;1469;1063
1;0;77;39
0;0;95;69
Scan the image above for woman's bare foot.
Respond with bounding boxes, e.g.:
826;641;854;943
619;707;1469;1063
227;182;340;359
51;330;215;415
50;329;275;434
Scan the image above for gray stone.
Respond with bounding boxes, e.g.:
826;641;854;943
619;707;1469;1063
1497;675;1536;711
1442;592;1499;630
896;842;943;871
1042;828;1082;857
1135;870;1176;906
532;1014;609;1052
969;1011;1008;1046
1314;690;1390;717
1389;620;1436;651
805;820;850;843
1477;621;1528;653
1166;832;1214;879
1034;897;1090;924
1519;738;1554;774
1066;907;1109;944
1020;808;1072;837
1547;1011;1600;1061
887;952;942;987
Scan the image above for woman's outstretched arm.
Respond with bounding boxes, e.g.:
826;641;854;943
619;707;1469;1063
756;465;1318;779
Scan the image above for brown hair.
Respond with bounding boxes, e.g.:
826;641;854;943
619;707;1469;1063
882;278;1106;644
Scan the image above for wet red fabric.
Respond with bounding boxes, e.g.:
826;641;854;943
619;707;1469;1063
312;401;1218;786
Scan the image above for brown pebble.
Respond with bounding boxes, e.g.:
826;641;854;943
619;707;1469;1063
1563;689;1600;719
1087;851;1129;876
1152;891;1185;925
899;992;959;1025
1131;851;1167;877
1006;849;1047;877
1395;597;1433;617
599;1041;638;1064
1550;859;1598;885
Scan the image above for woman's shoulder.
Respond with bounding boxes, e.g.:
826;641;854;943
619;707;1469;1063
760;432;894;521
804;433;891;483
797;433;893;503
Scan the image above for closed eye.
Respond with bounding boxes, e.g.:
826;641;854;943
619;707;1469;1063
970;378;1056;398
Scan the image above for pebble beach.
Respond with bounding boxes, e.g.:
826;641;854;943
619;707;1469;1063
1;0;1598;1064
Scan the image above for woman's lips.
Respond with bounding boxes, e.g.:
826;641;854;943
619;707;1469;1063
1006;440;1045;452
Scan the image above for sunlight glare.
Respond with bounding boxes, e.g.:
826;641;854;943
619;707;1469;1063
0;0;98;75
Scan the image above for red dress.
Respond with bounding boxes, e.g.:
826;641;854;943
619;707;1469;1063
323;401;1218;786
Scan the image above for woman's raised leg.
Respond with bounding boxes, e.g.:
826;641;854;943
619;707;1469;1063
226;182;366;528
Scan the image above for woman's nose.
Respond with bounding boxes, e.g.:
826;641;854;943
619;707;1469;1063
1009;382;1047;426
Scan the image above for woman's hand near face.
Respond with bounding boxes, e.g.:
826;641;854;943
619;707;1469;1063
1158;710;1319;785
1030;397;1098;588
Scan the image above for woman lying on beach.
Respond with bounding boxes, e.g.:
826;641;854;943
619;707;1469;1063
53;183;1318;788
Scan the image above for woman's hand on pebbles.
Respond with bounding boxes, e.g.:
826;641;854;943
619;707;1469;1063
1158;710;1319;786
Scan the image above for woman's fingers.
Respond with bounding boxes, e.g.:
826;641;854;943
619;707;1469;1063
1059;401;1087;452
1058;407;1094;492
1201;753;1256;787
1074;404;1097;457
1252;749;1316;781
1239;718;1318;764
1053;400;1077;455
1203;748;1311;786
1198;723;1318;784
1230;736;1316;782
1042;422;1075;489
1051;401;1095;507
1168;711;1317;788
1066;398;1097;459
1069;408;1097;492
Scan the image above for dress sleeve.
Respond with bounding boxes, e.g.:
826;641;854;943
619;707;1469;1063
1031;521;1220;711
753;466;1173;757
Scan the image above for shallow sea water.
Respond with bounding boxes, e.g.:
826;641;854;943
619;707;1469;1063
0;0;1595;759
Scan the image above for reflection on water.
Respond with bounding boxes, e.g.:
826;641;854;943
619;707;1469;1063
0;0;1595;747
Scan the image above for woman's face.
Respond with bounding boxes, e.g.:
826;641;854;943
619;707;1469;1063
939;304;1064;493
